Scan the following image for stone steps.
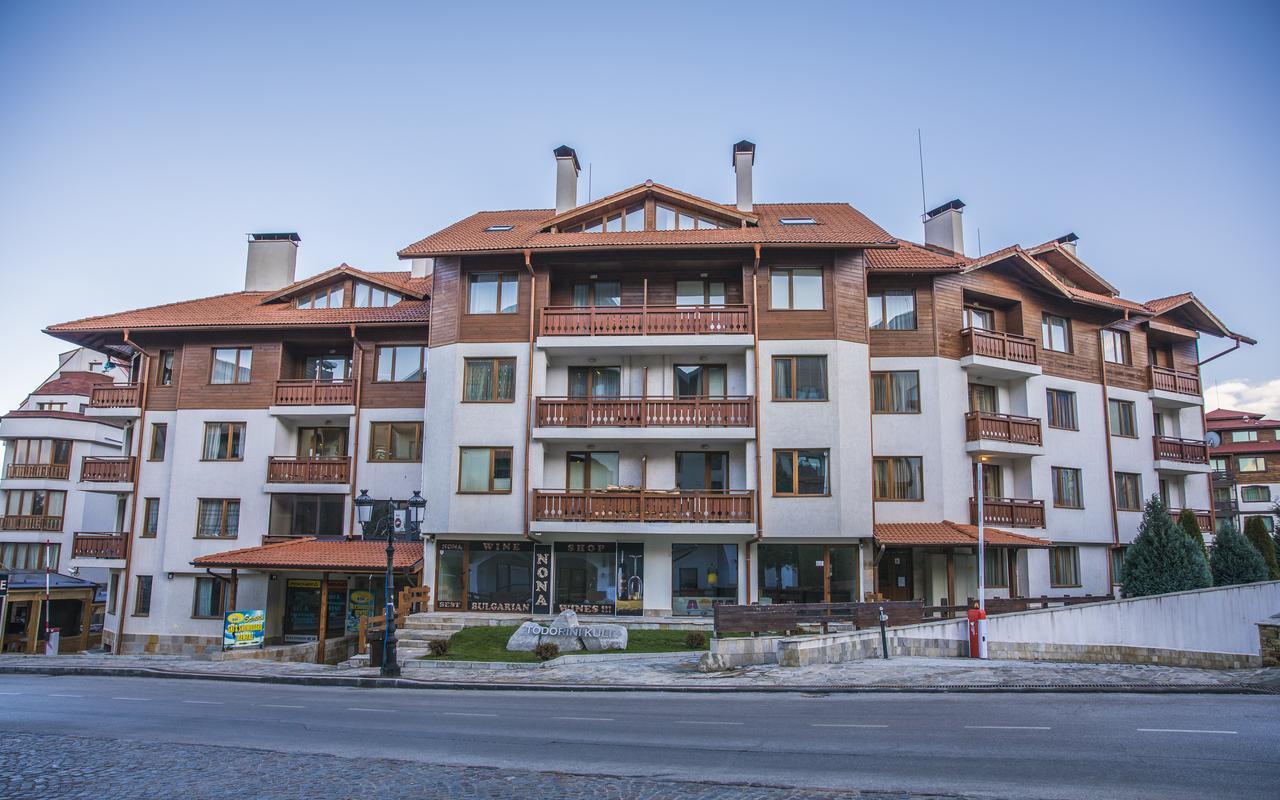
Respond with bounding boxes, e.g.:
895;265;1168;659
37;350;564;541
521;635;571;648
397;628;454;642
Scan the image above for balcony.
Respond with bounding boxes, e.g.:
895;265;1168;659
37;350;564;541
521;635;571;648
1169;508;1213;533
71;532;127;559
1;515;63;532
532;489;755;524
969;497;1046;528
1214;499;1239;516
266;456;351;485
1152;435;1211;474
534;396;754;439
539;305;752;340
79;456;136;483
1211;469;1235;485
272;379;356;407
88;383;141;416
1148;366;1203;408
963;411;1043;457
5;463;70;480
959;328;1041;379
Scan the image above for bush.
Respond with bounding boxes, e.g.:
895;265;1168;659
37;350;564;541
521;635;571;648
1209;522;1269;587
684;631;708;649
1242;516;1280;580
1176;507;1209;559
427;638;450;657
1119;495;1211;598
533;642;560;661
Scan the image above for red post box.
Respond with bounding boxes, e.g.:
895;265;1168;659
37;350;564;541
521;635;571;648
966;608;986;658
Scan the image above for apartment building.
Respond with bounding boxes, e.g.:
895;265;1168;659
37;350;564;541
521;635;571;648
1207;408;1280;535
35;141;1254;653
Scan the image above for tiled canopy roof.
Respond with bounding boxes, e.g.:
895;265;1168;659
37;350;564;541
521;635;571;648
874;521;1051;548
866;240;968;272
192;537;424;572
31;371;115;397
1;409;124;427
1208;440;1280;455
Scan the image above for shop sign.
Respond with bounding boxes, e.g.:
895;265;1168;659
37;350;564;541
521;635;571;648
222;609;266;650
555;602;613;616
532;546;552;615
0;572;7;599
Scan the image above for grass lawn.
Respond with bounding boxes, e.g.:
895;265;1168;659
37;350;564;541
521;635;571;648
418;624;709;663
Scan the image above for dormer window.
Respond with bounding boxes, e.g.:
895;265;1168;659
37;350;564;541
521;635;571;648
353;281;402;308
654;204;730;231
780;217;816;225
297;285;344;310
564;203;646;234
484;225;513;232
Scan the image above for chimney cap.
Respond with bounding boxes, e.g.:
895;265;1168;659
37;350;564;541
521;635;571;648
924;199;965;219
732;139;756;166
1055;232;1080;245
247;232;300;243
553;145;580;172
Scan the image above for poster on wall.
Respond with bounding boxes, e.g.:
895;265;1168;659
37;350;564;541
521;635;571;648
346;589;375;634
222;609;266;650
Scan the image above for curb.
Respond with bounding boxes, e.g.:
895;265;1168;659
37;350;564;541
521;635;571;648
1;664;1275;694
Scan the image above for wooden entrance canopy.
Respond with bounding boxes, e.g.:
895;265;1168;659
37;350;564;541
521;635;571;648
2;570;98;654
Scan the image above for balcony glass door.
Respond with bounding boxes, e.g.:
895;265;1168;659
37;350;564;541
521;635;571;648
674;364;726;398
675;452;728;491
964;305;995;331
302;355;352;381
568;366;621;398
297;427;348;458
972;463;1004;499
968;384;998;413
676;279;725;306
571;281;621;308
567;452;620;490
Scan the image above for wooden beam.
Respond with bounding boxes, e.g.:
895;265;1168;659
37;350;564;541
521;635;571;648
78;591;92;653
27;600;42;654
945;550;956;618
316;573;329;664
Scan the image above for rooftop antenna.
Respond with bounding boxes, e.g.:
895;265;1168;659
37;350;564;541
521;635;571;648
917;128;927;216
588;163;593;202
977;226;983;257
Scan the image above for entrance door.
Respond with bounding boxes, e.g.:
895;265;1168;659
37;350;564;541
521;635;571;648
878;548;914;601
616;543;644;616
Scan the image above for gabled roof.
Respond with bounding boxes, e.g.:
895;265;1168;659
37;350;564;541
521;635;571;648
1143;292;1253;343
964;245;1151;314
1206;408;1280;431
873;521;1051;548
259;264;427;304
866;240;969;272
31;371;114;397
192;536;424;572
1208;440;1280;455
1025;239;1118;295
541;180;759;230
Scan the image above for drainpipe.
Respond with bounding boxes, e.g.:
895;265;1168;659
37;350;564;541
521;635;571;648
748;244;763;603
114;329;150;653
522;249;536;542
1098;327;1120;587
346;324;363;540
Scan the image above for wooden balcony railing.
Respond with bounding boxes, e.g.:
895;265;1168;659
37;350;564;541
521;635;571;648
964;411;1042;446
1152;435;1209;464
536;396;754;428
266;456;351;484
1;515;63;531
1168;508;1212;533
79;457;136;483
1149;365;1201;396
273;379;356;406
89;383;140;408
539;305;752;337
532;489;754;523
960;328;1038;365
72;532;127;559
1211;470;1235;485
1213;500;1238;516
969;497;1046;528
5;463;70;480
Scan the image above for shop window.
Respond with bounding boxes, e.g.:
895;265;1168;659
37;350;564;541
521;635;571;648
672;543;738;616
434;541;536;613
554;542;617;615
757;543;858;604
775;356;829;401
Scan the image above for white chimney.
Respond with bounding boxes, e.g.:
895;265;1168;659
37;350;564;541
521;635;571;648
923;200;964;256
733;140;755;212
1056;232;1079;256
410;258;433;279
554;145;580;214
244;233;299;291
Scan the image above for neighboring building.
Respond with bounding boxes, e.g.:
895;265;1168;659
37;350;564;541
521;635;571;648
38;141;1256;654
1207;408;1280;535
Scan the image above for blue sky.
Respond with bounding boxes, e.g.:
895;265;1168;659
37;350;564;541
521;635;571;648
2;1;1277;413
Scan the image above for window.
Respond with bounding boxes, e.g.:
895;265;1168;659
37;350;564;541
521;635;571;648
269;494;346;537
9;439;73;469
654;204;677;231
1231;430;1259;443
36;401;66;411
353;282;403;308
3;489;66;523
142;498;160;537
193;577;226;618
867;289;916;330
567;451;621;490
468;272;518;314
133;576;153;616
1052;467;1084;508
1111;547;1127;583
674;364;727;398
461;358;516;402
484;224;513;232
774;449;831;496
623;204;644;232
1248;515;1275;533
196;499;240;538
969;384;998;414
1050;546;1081;587
375;345;426;382
774;356;829;401
1046;389;1078;430
964;306;995;330
1108;399;1137;437
676;279;725;306
296;426;347;458
1238;456;1266;473
873;456;924;501
0;541;59;570
870;371;920;413
368;422;423;462
157;350;175;386
675;452;729;491
459;447;513;493
202;422;245;461
568;365;622;398
107;573;119;615
1114;473;1142;511
148;423;167;461
210;347;252;384
296;284;344;309
1102;329;1131;365
565;203;652;234
984;548;1010;588
302;355;352;381
1210;457;1227;472
779;217;816;225
770;268;823;310
1242;486;1272;503
1041;314;1071;353
571;280;622;308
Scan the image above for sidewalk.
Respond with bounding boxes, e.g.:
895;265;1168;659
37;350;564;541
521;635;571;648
2;651;1277;692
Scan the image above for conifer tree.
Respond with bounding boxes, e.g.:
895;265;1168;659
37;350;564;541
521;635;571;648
1118;495;1212;598
1209;522;1269;587
1176;507;1209;559
1242;515;1280;580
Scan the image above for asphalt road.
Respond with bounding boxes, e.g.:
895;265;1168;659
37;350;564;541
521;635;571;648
2;674;1278;799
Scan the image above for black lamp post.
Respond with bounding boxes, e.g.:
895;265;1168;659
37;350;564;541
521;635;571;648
354;489;425;678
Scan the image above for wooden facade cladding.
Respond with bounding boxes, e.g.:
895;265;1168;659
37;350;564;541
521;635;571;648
868;273;937;356
357;327;428;409
832;250;869;343
756;250;840;341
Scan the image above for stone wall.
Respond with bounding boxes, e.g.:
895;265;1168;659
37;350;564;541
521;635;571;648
113;633;221;658
1259;618;1280;667
212;636;358;665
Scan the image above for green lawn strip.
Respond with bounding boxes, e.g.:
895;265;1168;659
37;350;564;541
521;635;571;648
418;624;709;662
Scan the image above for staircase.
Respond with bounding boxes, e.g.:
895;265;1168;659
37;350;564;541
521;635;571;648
394;616;467;660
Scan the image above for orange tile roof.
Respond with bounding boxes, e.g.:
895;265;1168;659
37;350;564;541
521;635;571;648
31;371;115;396
192;536;424;572
1;409;124;427
398;202;894;257
866;240;969;272
1144;292;1195;315
874;521;1050;548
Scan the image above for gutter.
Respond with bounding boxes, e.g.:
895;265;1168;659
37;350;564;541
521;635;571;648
522;249;536;542
113;329;150;653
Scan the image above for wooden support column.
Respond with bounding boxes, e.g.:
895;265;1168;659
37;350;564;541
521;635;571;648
27;600;42;654
316;573;329;664
945;550;957;619
229;569;238;609
1008;551;1019;598
78;593;92;653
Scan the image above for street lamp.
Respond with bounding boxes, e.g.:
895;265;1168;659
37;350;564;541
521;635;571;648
354;489;425;678
975;456;989;659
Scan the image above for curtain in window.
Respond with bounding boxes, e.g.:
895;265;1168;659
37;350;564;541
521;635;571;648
495;361;514;400
197;501;224;537
391;425;419;460
884;291;916;330
465;360;493;401
211;350;236;384
195;578;222;617
794;358;825;400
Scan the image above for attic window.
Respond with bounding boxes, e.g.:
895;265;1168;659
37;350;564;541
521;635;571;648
780;217;817;225
297;284;344;310
353;282;402;308
654;204;731;231
484;225;514;232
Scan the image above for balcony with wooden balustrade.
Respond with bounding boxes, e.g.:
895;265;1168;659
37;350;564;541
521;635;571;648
1;515;63;531
959;328;1041;379
265;456;351;487
87;384;141;417
963;411;1043;457
272;379;356;408
539;305;752;340
531;489;755;530
969;497;1046;528
5;463;70;480
1148;366;1203;408
1168;508;1213;533
79;456;135;484
71;532;127;560
534;396;754;439
1152;435;1211;474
